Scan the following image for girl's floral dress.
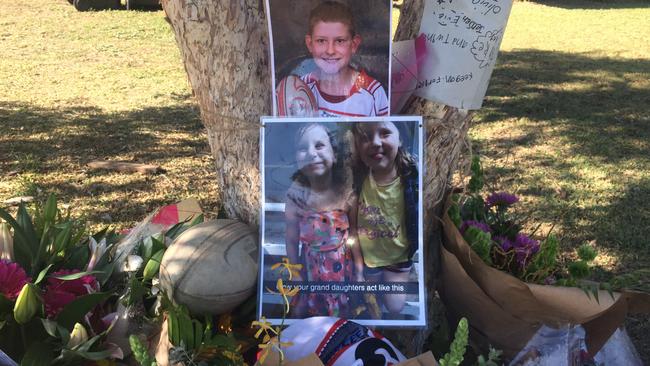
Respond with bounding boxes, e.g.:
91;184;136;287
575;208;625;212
296;208;353;317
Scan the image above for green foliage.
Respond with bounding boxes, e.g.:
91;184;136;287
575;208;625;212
463;227;493;265
439;318;469;366
524;234;559;283
448;195;462;228
130;335;157;366
467;156;484;194
476;346;503;366
460;195;486;223
568;260;591;280
163;296;244;366
605;269;650;292
577;244;598;262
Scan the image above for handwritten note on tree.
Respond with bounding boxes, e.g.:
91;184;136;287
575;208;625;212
414;0;513;109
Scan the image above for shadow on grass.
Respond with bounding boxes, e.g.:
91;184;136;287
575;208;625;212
521;0;650;10
474;48;650;261
0;100;205;172
479;49;650;162
0;100;215;224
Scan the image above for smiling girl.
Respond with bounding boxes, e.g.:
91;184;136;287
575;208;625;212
352;121;419;316
285;123;361;317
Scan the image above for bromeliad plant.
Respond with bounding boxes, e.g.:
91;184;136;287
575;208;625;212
0;194;120;365
448;156;598;287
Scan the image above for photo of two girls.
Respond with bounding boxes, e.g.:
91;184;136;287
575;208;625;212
260;0;424;327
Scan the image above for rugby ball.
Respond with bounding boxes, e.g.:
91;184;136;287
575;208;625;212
159;220;259;315
276;74;317;117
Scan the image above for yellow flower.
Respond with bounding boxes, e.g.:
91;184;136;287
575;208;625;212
251;316;278;343
271;278;299;314
270;257;303;280
258;337;294;365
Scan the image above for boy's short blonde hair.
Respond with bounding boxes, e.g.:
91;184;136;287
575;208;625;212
308;1;356;37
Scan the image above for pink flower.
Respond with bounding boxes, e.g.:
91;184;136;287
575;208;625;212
43;269;99;318
0;260;30;300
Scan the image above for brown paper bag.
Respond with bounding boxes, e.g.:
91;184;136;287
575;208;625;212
440;213;650;359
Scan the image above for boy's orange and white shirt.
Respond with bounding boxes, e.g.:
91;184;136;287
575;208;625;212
302;70;389;117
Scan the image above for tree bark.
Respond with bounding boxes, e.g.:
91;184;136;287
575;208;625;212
162;0;472;356
161;0;271;224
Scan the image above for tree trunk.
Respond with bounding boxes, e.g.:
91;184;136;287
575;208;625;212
162;0;472;356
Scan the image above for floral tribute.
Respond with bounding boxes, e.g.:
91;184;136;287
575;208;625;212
448;156;598;286
0;195;119;365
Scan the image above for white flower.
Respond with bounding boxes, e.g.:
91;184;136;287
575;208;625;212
0;223;13;262
151;277;160;295
86;236;107;271
121;255;143;273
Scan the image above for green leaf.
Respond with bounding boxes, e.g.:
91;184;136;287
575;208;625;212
124;276;146;306
0;207;34;270
141;236;154;263
16;204;40;262
39;318;70;345
92;243;118;287
33;264;53;285
65;348;114;361
55;292;112;331
63;245;90;271
52;222;72;254
143;249;165;281
42;194;58;230
74;333;101;352
0;293;13;313
50;270;102;281
151;236;166;254
20;341;54;366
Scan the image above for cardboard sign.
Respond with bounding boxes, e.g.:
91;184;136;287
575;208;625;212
415;0;514;109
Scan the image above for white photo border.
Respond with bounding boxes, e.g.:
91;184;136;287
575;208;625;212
264;0;393;117
258;116;425;327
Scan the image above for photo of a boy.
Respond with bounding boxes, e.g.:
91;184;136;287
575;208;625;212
266;0;391;117
303;1;388;117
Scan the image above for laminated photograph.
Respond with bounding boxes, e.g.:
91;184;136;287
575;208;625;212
259;116;425;327
265;0;392;117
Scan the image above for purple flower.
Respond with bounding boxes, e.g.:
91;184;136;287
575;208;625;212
513;234;540;267
486;192;519;208
460;220;491;235
496;234;540;268
495;236;514;251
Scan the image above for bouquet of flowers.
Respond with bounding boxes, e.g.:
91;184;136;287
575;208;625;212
0;195;120;365
448;156;598;288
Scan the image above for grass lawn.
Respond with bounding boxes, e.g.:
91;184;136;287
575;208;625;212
0;0;220;228
472;0;650;361
0;0;648;362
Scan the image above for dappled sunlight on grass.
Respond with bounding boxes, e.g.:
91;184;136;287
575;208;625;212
472;4;650;291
